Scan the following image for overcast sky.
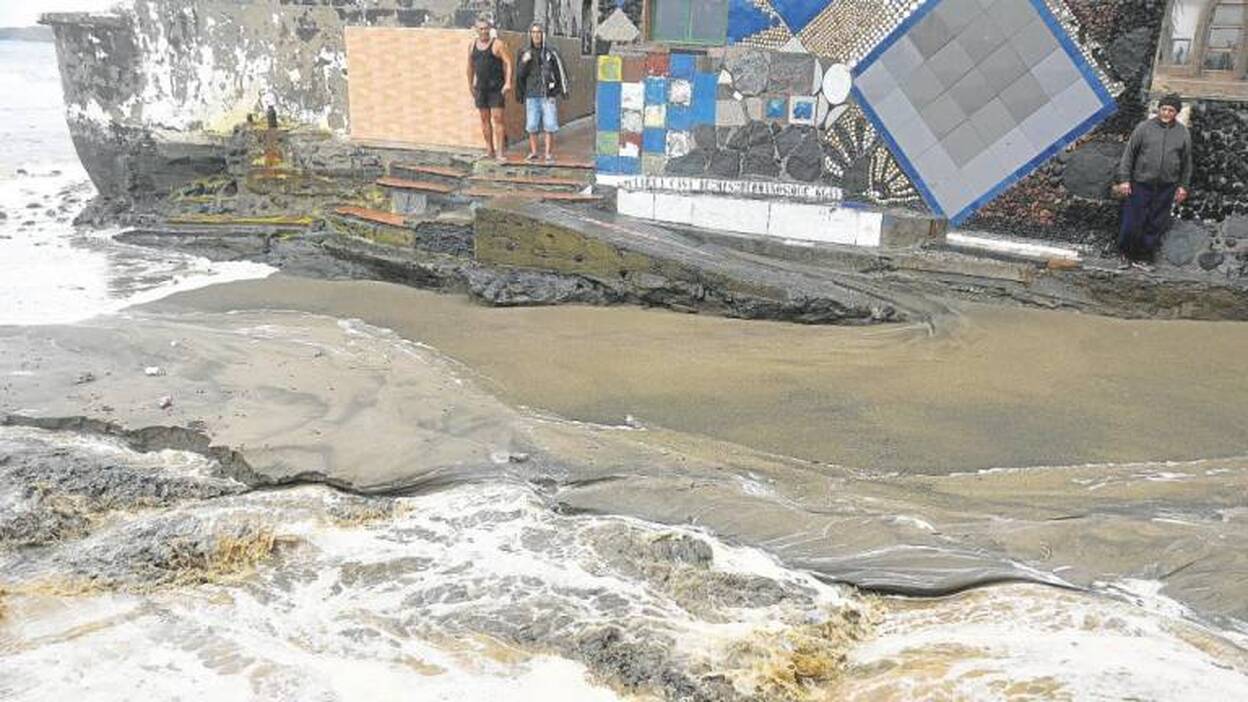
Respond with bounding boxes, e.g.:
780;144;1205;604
0;0;120;27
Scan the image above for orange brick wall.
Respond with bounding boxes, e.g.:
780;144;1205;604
346;27;595;151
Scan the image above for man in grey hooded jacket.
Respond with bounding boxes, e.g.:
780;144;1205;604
1113;93;1193;269
515;22;569;163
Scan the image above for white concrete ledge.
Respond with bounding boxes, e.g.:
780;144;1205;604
947;232;1081;261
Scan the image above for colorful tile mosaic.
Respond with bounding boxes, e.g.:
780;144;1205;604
645;52;670;77
622;55;646;82
790;96;816;125
643;128;667;153
645;76;669;104
666;131;694;158
621;81;645;110
596;82;622;130
620;131;643;158
668;104;693;130
644;104;667;128
621;109;645;132
670;53;697;80
597;55;623;82
727;0;781;44
597;131;620;156
597;59;721;175
769;0;832;34
766;98;787;119
669;79;693;106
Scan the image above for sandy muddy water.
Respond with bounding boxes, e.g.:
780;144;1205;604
156;275;1248;474
3;275;1248;699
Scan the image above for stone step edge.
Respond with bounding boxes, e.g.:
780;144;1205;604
332;205;407;228
461;187;602;202
466;173;589;188
498;155;594;169
388;162;472;179
375;176;456;194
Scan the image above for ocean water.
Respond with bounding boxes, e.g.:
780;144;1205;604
2;34;1248;702
0;40;272;326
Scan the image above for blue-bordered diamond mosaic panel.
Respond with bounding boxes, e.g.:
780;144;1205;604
851;0;1115;225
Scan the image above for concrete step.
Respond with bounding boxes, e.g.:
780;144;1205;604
466;173;588;191
388;161;471;186
460;186;601;203
472;155;594;182
375;176;456;194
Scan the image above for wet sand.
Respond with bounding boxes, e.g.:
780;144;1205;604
153;275;1248;474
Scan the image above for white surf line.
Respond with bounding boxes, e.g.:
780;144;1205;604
947;231;1082;261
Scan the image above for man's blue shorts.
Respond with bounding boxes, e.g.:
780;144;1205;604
525;97;559;134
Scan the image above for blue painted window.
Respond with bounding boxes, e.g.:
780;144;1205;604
651;0;729;45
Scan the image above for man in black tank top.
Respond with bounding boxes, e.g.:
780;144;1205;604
466;18;513;163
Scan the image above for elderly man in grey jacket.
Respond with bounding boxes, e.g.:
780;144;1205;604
1113;93;1193;270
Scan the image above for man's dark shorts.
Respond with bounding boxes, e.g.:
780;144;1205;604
475;89;504;110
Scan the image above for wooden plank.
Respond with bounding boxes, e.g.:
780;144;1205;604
333;206;407;227
375;176;456;194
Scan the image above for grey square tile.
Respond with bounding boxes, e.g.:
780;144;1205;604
902;63;945;106
911;11;954;58
986;0;1037;37
1032;48;1081;98
882;36;925;79
1051;78;1102;123
943;120;987;166
891;112;939;156
969;97;1015;147
913;143;957;187
957;12;1007;63
998;71;1048;121
1019;101;1065;148
922;92;969;137
992;126;1036;173
962;149;1006;197
1012;17;1059;65
981;42;1027;94
930;39;975;90
949;67;992;116
933;0;981;34
975;0;1000;12
876;86;922;132
855;62;897;104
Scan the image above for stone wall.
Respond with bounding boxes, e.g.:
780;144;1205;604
43;0;586;199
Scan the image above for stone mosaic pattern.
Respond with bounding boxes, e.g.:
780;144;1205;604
852;0;1116;224
597;54;718;175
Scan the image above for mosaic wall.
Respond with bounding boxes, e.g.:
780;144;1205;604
967;0;1175;243
595;53;719;175
595;46;918;204
852;0;1116;224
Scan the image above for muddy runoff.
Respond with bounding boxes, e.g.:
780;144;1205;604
2;278;1247;698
